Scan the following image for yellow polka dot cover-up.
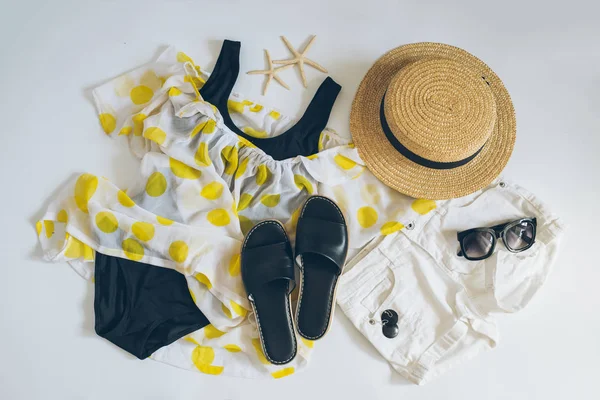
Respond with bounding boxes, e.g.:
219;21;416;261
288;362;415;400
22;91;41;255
35;46;438;379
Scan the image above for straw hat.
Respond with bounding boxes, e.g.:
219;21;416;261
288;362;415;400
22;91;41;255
350;42;516;200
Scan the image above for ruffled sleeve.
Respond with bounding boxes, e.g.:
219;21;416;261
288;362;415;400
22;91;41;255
92;47;209;158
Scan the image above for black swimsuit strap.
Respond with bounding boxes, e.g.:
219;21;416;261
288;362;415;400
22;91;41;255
199;40;240;106
292;77;341;153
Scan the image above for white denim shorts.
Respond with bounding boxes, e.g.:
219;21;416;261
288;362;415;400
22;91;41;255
337;179;564;385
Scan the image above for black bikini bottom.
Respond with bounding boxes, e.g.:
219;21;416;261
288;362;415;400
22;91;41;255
94;252;209;359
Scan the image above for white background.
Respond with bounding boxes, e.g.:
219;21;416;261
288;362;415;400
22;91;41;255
1;0;598;399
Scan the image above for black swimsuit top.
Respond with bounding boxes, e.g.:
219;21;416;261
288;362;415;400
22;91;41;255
199;40;341;160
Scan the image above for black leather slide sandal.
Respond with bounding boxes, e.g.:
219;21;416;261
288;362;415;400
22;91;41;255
241;220;297;365
295;196;348;340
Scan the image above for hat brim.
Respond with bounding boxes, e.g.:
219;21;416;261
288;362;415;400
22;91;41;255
350;42;516;200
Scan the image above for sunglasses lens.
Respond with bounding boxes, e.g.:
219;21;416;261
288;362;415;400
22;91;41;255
462;231;494;259
505;221;535;251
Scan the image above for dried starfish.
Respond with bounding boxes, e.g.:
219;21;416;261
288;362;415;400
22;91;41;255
247;49;293;95
273;35;328;87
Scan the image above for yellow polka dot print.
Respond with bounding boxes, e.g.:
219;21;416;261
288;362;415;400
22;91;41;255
64;234;94;260
290;207;301;231
224;344;242;353
221;303;233;318
334;154;357;170
191;345;224;375
238;136;256;148
140;70;162;91
380;221;404;235
271;367;295;379
168;87;182;97
99;113;116;134
200;181;224;200
230;301;247;317
227;99;253;114
176;51;193;63
169;241;189;263
156;215;173;225
145;172;167;197
194;272;212;289
331;184;349;214
194;143;211;167
132;113;146;136
268;110;281;120
357;206;378;228
318;132;325;152
44;220;54;238
35;221;42;236
361;184;381;205
74;173;98;213
221;145;239;175
207;209;230;226
301;337;314;348
143;127;166;145
130;85;153;105
235;157;249;178
251;338;270;364
411;199;436;215
294;175;314;194
228;253;240;276
117;190;135;207
95;211;119;233
194;359;225;376
114;74;134;97
188;288;197;303
352;167;365;180
119;126;132;135
249;104;263;112
237;193;253;212
132;221;155;241
184;335;199;346
57;209;68;223
192;345;215;364
204;324;226;339
170;157;202;179
122;238;144;261
184;75;206;89
190;119;216;137
238;215;254;235
255;164;271;185
243;127;268;138
260;194;280;207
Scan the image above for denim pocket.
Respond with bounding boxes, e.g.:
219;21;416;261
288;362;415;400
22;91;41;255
359;241;462;366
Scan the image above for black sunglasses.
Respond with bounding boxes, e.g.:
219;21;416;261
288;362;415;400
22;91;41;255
457;217;537;261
